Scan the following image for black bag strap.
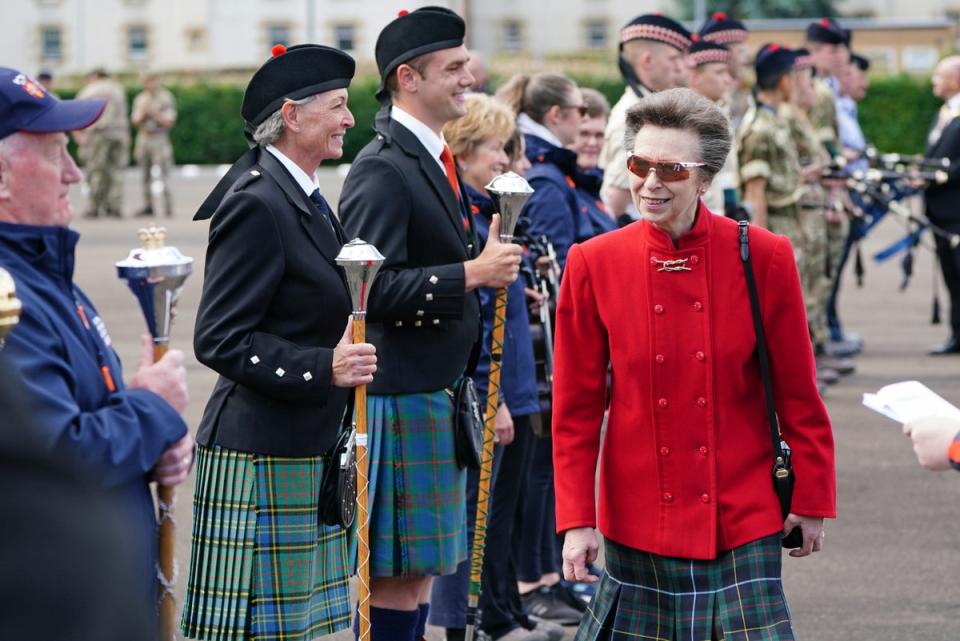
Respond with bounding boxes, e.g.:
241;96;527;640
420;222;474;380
737;221;786;463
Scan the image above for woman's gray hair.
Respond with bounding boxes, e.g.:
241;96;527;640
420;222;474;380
622;88;731;181
252;94;317;146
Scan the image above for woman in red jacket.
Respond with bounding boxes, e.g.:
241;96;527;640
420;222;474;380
552;88;836;641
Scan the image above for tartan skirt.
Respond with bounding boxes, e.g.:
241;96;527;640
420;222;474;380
180;445;351;641
367;390;467;577
577;534;794;641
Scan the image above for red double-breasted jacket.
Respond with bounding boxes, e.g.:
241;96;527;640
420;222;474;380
552;203;836;560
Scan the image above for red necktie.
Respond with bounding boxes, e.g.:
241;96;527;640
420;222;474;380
439;144;462;202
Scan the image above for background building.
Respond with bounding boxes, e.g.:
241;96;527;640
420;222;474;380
1;0;958;79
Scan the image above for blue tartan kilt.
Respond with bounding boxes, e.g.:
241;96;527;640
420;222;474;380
577;534;794;641
366;390;468;577
180;445;351;641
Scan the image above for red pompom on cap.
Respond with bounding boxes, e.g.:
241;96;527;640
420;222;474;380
819;17;830;27
691;33;701;42
271;44;287;57
712;11;727;20
768;43;780;52
398;9;409;16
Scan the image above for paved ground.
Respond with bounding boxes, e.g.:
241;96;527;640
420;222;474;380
64;168;959;640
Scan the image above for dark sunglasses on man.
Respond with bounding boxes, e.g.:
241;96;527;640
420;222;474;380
627;154;705;182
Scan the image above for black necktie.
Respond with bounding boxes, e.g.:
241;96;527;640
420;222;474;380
309;188;344;241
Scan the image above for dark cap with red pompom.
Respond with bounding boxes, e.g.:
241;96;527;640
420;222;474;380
699;12;748;44
375;6;465;101
241;44;355;129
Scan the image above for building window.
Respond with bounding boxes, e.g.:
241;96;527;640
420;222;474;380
501;20;524;52
40;26;62;61
334;24;355;52
185;27;207;52
585;20;608;49
267;24;290;48
127;25;148;60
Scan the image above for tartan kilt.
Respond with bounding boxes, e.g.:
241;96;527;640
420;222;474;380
367;390;467;577
576;534;794;641
180;445;351;641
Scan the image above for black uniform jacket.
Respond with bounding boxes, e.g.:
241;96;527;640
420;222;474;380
339;108;480;395
925;114;960;229
194;149;352;457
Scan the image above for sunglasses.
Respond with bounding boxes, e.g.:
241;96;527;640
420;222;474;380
562;104;589;117
627;155;705;182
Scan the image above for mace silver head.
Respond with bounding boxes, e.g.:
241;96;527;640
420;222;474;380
0;266;22;346
335;238;385;317
485;171;534;243
116;227;192;343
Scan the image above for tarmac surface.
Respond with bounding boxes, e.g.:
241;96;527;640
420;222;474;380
62;166;959;640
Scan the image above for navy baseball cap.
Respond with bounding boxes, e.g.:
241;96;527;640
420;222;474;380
0;67;105;141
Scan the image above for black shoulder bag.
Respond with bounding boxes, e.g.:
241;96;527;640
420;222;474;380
318;396;358;529
447;323;486;470
738;221;804;549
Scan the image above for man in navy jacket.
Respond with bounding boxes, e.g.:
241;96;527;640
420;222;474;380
0;67;193;606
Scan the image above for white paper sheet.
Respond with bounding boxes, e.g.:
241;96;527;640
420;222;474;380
862;380;960;424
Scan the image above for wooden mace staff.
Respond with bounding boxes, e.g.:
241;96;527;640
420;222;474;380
335;238;386;641
465;172;534;641
117;227;193;641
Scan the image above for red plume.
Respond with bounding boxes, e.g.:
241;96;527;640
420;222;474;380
691;33;701;42
271;44;287;57
712;11;727;20
768;43;780;53
398;9;409;16
819;18;830;27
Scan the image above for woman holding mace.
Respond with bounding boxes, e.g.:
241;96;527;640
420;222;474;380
181;44;376;641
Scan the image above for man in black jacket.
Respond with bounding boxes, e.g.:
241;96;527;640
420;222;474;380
339;8;522;641
926;56;960;355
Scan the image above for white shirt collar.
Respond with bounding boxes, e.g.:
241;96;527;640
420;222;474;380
265;144;318;196
391;105;446;169
517;112;564;148
947;93;960;112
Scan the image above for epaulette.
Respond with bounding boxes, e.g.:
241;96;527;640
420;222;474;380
232;168;263;192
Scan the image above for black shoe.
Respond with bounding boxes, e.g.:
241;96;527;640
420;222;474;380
554;583;587;613
929;338;960;355
134;207;154;218
520;586;583;626
817;355;855;376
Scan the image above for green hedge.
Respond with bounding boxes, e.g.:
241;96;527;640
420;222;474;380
60;73;939;165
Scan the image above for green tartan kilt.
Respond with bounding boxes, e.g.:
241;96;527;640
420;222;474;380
366;390;468;577
180;445;351;641
577;534;794;641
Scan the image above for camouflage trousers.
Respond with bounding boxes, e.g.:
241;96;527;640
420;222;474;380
768;204;830;346
84;135;128;216
135;134;173;216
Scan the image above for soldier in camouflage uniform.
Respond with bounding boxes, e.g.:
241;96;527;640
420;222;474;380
738;44;801;233
783;50;844;380
75;70;129;218
806;18;863;354
131;74;177;217
600;14;691;222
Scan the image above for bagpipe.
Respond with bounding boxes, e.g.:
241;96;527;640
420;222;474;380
821;149;959;321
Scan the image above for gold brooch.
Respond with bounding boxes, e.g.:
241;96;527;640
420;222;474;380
652;257;692;272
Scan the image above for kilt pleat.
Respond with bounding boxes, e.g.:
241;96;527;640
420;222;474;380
576;534;794;641
366;391;467;577
180;446;351;641
182;446;256;640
